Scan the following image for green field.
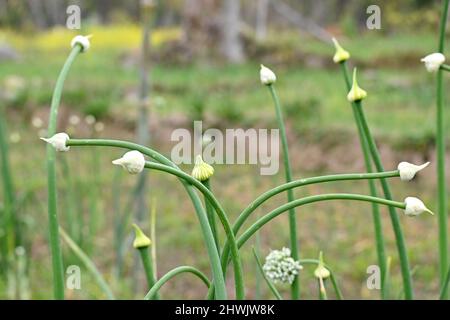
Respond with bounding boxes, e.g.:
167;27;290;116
0;27;447;299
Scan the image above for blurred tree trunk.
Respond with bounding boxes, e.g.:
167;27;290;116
221;0;245;63
182;0;221;59
256;0;269;40
44;0;64;26
27;0;47;29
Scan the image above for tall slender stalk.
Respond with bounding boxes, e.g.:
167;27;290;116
138;247;159;299
59;228;115;300
437;0;450;299
202;179;220;253
353;101;413;299
46;45;82;299
0;107;17;269
66;138;231;299
267;84;300;299
340;62;387;298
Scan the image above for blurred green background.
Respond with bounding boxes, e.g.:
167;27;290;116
0;0;448;299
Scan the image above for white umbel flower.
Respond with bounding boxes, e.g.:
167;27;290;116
404;197;434;216
397;161;430;181
112;150;145;174
262;247;302;285
421;53;445;72
260;64;277;85
71;35;91;52
40;132;70;152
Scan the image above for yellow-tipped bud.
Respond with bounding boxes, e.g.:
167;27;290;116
332;38;350;64
132;223;152;249
347;68;367;102
191;155;214;181
314;251;331;279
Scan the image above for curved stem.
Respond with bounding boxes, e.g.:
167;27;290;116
46;45;82;299
237;193;405;253
143;161;245;299
437;0;450;299
220;170;399;277
354;102;413;299
267;84;299;299
144;266;210;300
341;61;387;299
66;138;229;299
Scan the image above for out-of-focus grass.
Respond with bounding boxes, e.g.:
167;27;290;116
0;26;445;299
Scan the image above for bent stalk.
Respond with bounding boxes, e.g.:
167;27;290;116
46;45;82;299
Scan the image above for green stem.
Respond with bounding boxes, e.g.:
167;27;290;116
142;161;244;299
440;263;450;299
59;228;115;300
0;107;17;269
144;266;210;300
237;193;405;254
138;247;159;299
66;138;229;299
46;45;81;299
267;84;299;299
353;101;413;299
440;64;450;72
252;247;282;300
340;62;387;299
220;170;399;276
203;179;220;253
437;0;449;299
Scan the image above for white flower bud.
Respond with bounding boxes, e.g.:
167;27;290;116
397;161;430;181
71;35;92;52
421;53;445;72
40;132;70;152
192;155;214;181
260;64;277;85
404;197;434;216
112;150;145;174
